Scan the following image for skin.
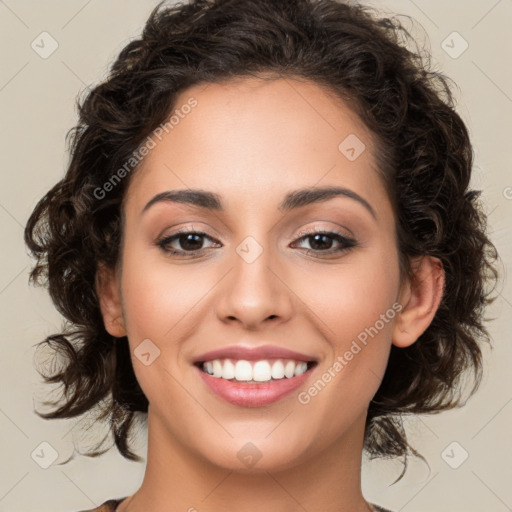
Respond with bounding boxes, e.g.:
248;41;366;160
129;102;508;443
97;76;445;512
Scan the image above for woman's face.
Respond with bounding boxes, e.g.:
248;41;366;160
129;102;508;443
112;77;407;471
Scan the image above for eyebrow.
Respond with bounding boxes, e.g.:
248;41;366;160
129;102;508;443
141;186;377;220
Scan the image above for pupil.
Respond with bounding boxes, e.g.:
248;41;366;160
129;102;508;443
310;234;332;250
178;234;334;251
181;233;203;250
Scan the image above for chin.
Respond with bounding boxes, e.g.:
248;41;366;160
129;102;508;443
196;436;314;474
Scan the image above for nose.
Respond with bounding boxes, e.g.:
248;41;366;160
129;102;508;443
214;242;294;330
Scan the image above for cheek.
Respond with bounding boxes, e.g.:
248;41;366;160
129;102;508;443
117;246;196;401
119;227;400;347
119;242;202;339
300;242;400;401
304;245;400;342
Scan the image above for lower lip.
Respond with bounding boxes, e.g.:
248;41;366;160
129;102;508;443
195;365;315;407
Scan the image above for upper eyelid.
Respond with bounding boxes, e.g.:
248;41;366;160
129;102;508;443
159;226;352;239
294;225;352;238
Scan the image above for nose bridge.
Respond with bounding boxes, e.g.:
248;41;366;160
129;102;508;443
215;232;293;327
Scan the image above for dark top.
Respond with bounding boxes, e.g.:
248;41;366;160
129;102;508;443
79;498;396;511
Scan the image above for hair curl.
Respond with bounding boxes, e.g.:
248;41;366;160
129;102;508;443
24;0;499;469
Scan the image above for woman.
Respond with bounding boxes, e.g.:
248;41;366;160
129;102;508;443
24;0;499;511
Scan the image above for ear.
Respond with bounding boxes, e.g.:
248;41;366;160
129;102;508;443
392;255;445;348
95;263;127;338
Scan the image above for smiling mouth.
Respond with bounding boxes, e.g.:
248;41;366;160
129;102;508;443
194;358;318;384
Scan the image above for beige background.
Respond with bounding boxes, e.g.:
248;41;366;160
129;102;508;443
0;1;511;511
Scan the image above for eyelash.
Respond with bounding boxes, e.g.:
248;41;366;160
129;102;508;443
155;227;357;258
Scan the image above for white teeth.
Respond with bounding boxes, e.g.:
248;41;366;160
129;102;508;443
294;361;308;376
200;358;313;382
222;359;235;380
204;361;213;375
270;360;285;379
212;360;223;378
234;360;253;381
284;361;296;378
253;361;272;381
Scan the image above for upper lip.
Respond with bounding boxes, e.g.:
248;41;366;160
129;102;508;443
193;345;318;364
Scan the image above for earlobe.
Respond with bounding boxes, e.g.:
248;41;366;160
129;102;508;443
392;256;445;348
95;263;127;338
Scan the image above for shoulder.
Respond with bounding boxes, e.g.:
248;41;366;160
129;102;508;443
76;498;126;512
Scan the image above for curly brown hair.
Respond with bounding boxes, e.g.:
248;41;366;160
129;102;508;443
24;0;499;469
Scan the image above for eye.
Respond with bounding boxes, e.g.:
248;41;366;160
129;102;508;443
291;228;357;255
155;227;357;258
156;229;220;256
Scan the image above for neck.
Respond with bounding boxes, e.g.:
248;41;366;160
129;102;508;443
118;409;373;512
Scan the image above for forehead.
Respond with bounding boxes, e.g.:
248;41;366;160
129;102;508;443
124;76;390;221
